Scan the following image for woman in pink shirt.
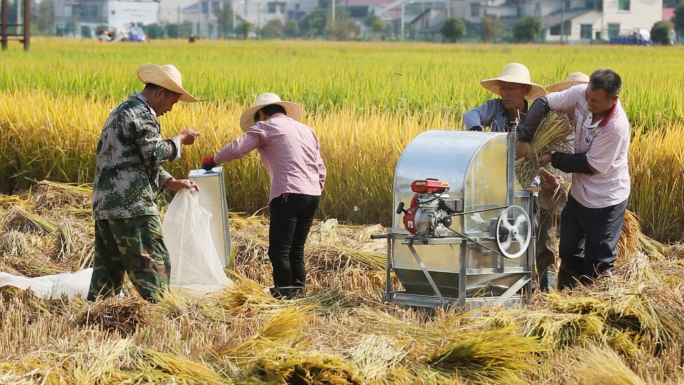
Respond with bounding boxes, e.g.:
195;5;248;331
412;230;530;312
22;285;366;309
203;93;326;299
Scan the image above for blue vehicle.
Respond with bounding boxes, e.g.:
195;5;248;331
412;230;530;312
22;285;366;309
610;27;651;45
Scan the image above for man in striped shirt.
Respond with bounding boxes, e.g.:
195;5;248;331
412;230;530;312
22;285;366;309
516;69;630;290
202;93;326;299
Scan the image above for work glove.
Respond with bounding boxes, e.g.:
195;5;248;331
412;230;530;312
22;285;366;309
202;156;217;171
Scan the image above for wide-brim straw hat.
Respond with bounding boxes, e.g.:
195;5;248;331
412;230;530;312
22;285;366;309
136;64;198;103
239;93;302;132
480;62;546;100
546;72;590;92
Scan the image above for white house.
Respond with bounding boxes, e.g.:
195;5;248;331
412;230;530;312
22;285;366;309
54;0;159;37
179;0;317;38
464;0;662;43
410;0;661;43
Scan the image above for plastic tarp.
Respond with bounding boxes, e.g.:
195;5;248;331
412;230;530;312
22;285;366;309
0;189;232;299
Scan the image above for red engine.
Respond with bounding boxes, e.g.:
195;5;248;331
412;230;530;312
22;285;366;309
397;179;461;237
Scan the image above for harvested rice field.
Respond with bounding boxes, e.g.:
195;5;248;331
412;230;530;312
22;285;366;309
1;181;683;384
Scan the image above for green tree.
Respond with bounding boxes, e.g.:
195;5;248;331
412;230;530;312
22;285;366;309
673;3;684;38
481;14;502;43
327;20;360;40
651;20;674;45
215;1;234;38
298;7;327;37
31;0;54;36
260;19;284;38
513;16;541;42
284;20;300;37
440;17;465;42
81;25;92;38
65;20;76;36
238;21;253;39
143;23;165;39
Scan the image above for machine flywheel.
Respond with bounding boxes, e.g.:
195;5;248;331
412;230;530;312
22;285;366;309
495;205;531;259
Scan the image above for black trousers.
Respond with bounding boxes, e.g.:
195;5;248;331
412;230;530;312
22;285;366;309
558;194;628;290
268;193;320;298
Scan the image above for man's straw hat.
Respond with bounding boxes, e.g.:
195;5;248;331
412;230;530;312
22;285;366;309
546;72;590;92
480;63;546;100
239;93;302;132
136;64;198;103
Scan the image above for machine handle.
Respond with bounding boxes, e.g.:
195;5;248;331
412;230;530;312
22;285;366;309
396;202;406;215
371;234;389;239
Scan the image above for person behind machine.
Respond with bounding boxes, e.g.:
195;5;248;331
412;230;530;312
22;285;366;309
534;71;590;291
201;93;326;299
516;68;629;290
463;62;546;132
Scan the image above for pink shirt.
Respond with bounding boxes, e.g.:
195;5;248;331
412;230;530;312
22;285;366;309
547;84;630;208
213;113;326;202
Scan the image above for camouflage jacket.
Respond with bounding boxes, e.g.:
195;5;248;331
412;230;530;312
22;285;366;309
93;93;180;220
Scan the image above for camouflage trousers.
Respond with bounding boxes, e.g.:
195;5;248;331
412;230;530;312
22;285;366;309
88;215;170;302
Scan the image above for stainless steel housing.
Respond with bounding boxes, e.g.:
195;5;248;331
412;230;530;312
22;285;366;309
382;130;534;308
189;167;232;269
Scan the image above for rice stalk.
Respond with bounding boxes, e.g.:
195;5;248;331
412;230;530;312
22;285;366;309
73;296;152;335
427;326;543;384
573;344;646;385
515;111;573;188
0;230;28;257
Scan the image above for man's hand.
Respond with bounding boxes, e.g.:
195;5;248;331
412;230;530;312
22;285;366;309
178;130;200;145
164;178;199;192
538;153;552;167
515;141;532;160
539;167;560;190
201;156;217;171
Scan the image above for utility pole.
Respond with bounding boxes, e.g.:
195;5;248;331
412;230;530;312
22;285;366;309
400;0;404;41
232;0;236;37
560;0;564;44
331;0;335;29
177;5;180;39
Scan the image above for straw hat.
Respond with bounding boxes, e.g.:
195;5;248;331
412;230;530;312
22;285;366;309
239;93;302;132
136;64;198;103
546;72;590;92
480;63;546;100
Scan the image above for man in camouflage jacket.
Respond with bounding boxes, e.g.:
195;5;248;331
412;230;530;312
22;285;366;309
88;64;200;302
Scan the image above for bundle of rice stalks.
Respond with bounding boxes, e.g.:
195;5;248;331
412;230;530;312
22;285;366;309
74;296;152;335
0;230;28;257
617;210;667;261
136;349;230;384
515;111;573;188
572;344;646;385
32;180;92;211
245;349;362;385
520;311;605;350
427;326;543;384
2;205;58;234
214;305;313;359
350;334;411;383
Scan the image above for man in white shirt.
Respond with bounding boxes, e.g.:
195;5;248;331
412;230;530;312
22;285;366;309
516;68;630;290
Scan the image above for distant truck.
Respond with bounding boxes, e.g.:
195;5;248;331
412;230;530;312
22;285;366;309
610;27;651;45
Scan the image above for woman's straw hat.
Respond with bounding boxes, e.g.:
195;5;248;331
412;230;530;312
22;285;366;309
480;63;546;100
239;93;302;132
136;64;198;103
546;72;590;92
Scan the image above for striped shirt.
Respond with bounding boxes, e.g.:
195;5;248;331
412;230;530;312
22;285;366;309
213;113;326;202
546;84;630;208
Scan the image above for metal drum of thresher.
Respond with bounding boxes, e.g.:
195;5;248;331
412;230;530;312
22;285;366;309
379;130;535;309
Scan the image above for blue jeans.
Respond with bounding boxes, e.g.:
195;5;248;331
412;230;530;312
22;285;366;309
558;194;628;290
268;193;320;298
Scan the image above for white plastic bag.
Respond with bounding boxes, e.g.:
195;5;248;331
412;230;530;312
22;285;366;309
0;268;92;299
163;189;233;293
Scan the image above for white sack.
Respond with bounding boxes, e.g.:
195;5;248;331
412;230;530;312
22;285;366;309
0;268;92;299
163;188;233;293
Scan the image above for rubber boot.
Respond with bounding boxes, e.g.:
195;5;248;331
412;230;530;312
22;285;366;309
557;263;578;291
